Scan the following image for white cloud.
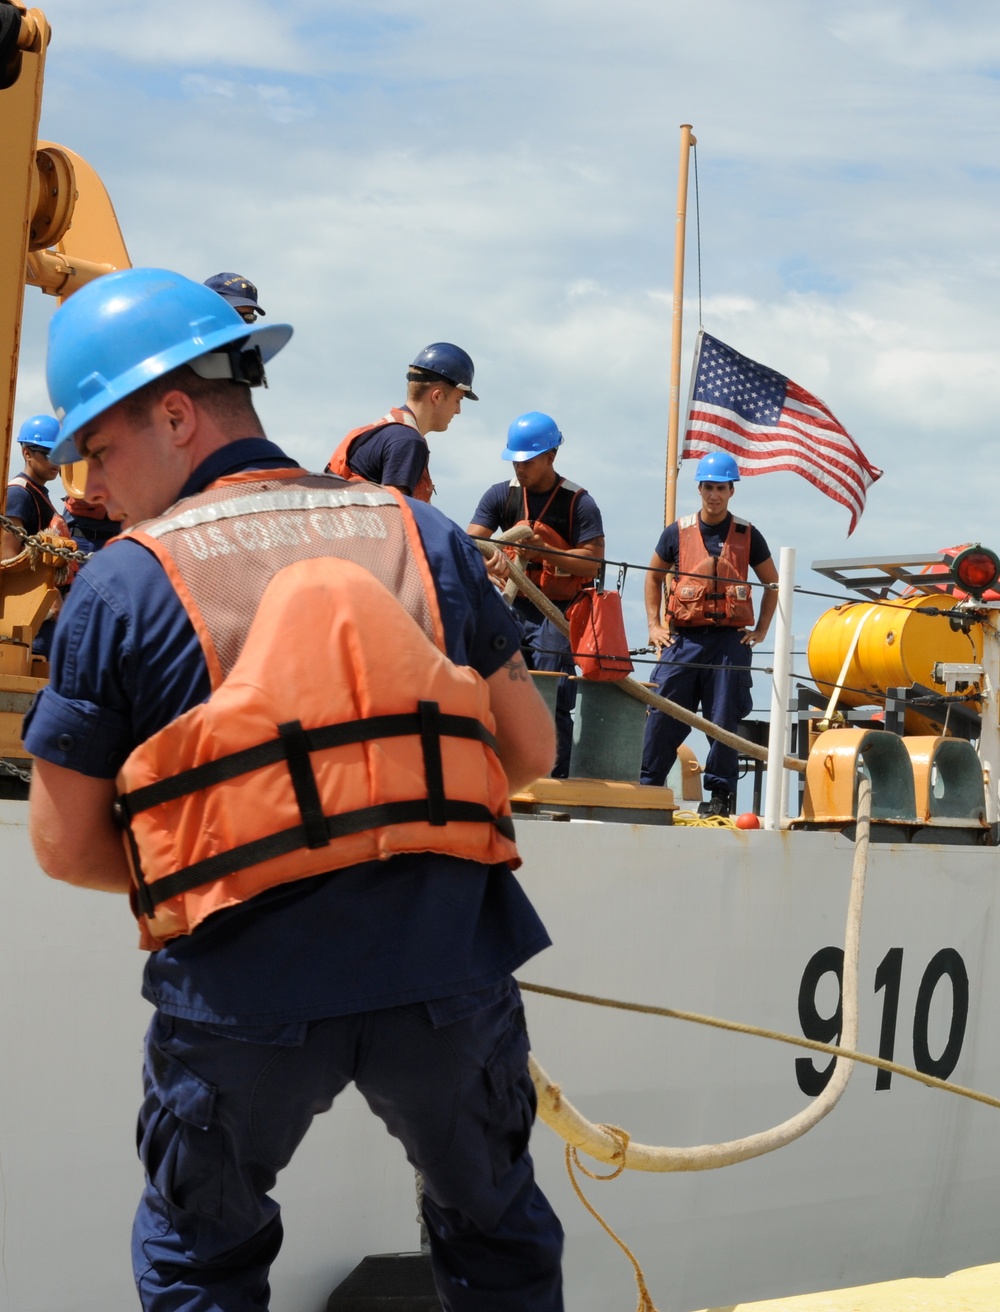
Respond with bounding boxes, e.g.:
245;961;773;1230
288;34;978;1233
827;5;1000;72
9;0;1000;659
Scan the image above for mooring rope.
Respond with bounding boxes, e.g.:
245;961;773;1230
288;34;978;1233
521;773;872;1308
523;779;873;1172
521;778;1000;1184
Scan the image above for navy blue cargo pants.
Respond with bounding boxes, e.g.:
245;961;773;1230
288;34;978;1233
132;978;563;1311
516;605;575;778
640;626;754;795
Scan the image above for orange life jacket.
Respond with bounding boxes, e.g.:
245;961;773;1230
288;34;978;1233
667;513;755;628
114;469;519;950
7;474;71;540
64;495;111;522
501;478;586;602
326;408;434;502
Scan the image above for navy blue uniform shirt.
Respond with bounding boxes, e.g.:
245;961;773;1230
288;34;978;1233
346;416;429;493
470;479;604;547
470;478;604;623
24;439;550;1028
5;475;54;536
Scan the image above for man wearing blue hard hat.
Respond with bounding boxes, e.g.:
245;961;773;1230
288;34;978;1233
467;412;605;778
24;268;562;1312
3;414;74;656
2;413;64;560
327;342;477;500
640;451;778;816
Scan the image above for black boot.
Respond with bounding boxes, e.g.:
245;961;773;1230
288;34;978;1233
697;789;735;818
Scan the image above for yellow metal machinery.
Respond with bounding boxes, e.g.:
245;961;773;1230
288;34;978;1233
807;594;982;736
796;728;987;837
797;553;999;837
0;4;130;760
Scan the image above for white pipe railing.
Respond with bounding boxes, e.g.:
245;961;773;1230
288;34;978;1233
979;605;1000;827
764;547;796;831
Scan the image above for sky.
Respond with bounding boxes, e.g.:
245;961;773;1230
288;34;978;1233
9;0;1000;686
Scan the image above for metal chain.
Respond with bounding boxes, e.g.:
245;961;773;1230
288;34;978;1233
0;511;92;564
0;757;31;784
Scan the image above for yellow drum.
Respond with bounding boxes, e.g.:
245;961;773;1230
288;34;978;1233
807;595;981;734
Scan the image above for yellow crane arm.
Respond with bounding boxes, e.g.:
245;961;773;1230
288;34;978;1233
0;4;131;748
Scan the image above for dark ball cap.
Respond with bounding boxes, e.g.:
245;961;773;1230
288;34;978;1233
204;272;266;316
407;342;478;400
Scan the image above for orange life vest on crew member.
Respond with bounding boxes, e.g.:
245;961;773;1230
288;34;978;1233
667;513;755;628
326;408;434;502
6;474;71;540
114;469;519;950
501;478;586;602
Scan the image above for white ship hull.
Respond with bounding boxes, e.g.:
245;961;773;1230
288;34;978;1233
3;799;999;1311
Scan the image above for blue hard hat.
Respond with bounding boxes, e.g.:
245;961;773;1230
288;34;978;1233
17;414;61;451
694;451;741;483
408;342;478;400
501;411;564;461
204;271;266;316
46;267;293;464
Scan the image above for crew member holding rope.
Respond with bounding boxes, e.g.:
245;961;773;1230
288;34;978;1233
25;269;563;1312
641;453;778;816
326;342;477;500
467;411;605;778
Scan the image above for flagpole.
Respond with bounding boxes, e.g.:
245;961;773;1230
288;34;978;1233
665;123;696;528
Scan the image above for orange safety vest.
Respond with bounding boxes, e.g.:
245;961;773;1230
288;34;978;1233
502;478;586;602
6;474;71;540
667;513;755;628
326;408;434;502
115;469;520;949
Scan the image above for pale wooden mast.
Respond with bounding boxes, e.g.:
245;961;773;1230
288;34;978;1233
664;123;696;527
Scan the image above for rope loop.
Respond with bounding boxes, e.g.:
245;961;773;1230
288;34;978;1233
569;1124;630;1180
565;1130;659;1312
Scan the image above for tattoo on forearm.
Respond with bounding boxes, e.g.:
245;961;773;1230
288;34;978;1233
504;656;530;682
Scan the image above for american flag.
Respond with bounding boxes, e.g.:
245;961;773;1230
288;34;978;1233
681;330;882;534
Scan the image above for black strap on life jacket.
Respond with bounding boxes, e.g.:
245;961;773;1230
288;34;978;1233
66;514;120;545
501;478;579;542
118;702;515;915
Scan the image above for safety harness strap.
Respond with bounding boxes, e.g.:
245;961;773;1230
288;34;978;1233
133;799;517;913
121;699;513;916
118;707;498;817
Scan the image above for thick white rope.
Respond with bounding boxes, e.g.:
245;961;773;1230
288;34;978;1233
526;776;871;1171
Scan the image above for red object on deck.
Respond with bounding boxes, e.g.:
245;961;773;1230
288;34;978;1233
735;813;761;829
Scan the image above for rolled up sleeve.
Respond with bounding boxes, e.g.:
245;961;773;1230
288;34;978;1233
23;686;131;778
